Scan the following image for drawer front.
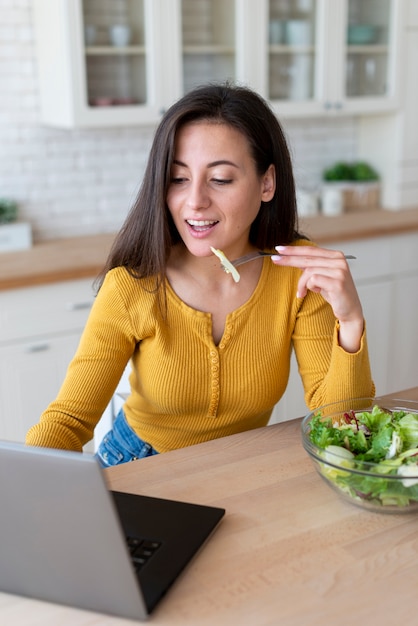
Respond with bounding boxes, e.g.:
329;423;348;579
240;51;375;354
327;236;393;282
0;278;95;344
328;232;418;283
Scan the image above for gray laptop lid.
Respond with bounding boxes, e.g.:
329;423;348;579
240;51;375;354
0;441;224;620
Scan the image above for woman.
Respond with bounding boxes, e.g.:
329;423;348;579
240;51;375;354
26;83;374;465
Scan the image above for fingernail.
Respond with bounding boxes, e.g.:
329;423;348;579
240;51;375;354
275;245;285;252
271;255;282;262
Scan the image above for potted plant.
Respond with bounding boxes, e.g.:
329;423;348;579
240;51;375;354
0;199;32;252
322;161;380;212
0;198;18;224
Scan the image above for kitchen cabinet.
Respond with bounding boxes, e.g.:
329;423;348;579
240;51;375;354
248;0;403;118
0;279;96;447
33;0;182;128
389;232;418;391
32;0;236;129
270;231;418;423
33;0;403;128
358;0;418;210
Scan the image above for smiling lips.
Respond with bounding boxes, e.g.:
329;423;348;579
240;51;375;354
186;219;218;233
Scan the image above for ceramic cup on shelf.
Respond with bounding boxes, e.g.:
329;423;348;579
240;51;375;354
296;189;319;217
297;0;313;11
109;24;132;47
84;24;97;46
285;20;312;45
269;19;286;44
321;186;344;216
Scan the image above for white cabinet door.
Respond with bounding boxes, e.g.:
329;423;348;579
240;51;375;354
356;279;393;394
33;0;182;128
244;0;402;119
390;274;418;393
0;333;81;443
269;351;307;424
339;0;402;114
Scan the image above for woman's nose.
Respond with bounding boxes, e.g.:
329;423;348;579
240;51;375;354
186;180;210;210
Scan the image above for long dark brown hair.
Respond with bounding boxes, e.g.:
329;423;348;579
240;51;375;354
96;82;301;291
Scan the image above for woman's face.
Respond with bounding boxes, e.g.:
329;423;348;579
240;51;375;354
166;121;275;259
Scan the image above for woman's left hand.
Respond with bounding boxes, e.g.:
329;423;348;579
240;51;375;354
272;245;364;353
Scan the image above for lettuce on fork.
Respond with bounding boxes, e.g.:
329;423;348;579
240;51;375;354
210;247;241;283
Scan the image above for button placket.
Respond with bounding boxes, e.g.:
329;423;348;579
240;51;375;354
208;348;220;417
219;322;233;350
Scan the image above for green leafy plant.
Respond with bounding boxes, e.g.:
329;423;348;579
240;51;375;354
323;161;379;182
0;199;18;224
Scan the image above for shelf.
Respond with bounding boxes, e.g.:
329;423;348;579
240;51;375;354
269;44;315;54
183;45;235;55
85;45;145;56
346;44;389;54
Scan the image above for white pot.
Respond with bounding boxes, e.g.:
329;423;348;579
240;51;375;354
0;222;32;252
296;190;319;217
321;186;344;217
109;25;131;47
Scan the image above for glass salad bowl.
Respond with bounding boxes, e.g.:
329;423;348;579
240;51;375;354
301;397;418;513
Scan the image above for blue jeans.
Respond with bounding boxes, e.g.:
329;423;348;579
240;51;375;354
95;408;159;468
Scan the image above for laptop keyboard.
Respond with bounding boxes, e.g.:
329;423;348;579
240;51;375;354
126;536;162;573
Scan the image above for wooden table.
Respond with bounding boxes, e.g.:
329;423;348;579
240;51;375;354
2;388;418;625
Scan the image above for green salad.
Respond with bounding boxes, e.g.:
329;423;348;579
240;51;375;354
308;405;418;507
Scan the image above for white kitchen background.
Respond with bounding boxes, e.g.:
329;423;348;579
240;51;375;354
0;0;357;242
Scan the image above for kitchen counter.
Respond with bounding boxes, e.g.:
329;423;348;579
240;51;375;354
299;205;418;243
0;233;116;290
1;207;418;290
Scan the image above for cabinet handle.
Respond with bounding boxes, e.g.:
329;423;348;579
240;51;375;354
25;342;50;353
66;301;93;311
324;101;344;111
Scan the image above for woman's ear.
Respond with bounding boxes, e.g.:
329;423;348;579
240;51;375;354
261;164;276;201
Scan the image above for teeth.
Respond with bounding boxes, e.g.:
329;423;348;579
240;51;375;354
187;220;217;226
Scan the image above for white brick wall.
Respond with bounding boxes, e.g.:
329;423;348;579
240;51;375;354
0;0;357;242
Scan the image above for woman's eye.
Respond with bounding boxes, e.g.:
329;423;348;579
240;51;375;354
171;177;187;184
213;178;233;185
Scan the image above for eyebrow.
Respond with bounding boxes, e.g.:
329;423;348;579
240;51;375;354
172;159;239;169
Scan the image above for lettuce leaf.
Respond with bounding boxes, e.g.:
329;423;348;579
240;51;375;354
398;413;418;448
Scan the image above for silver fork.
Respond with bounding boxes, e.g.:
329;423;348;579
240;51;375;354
231;251;356;267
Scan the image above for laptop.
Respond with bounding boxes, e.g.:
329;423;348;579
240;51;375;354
0;441;225;620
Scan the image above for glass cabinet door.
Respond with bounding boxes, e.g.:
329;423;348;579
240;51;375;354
181;0;236;93
268;0;317;102
82;0;146;107
345;0;391;99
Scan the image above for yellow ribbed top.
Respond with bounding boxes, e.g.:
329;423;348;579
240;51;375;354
26;254;374;453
